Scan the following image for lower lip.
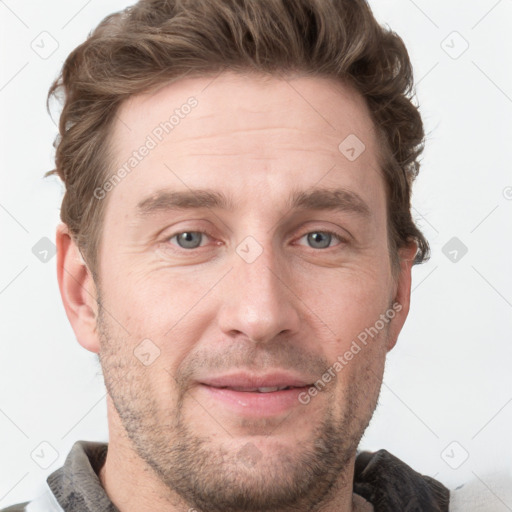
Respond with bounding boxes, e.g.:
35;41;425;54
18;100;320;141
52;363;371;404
199;384;311;416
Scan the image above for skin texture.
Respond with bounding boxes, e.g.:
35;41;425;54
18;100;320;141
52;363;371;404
56;71;417;512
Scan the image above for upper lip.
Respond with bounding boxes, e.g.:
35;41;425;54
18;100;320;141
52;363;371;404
199;372;313;390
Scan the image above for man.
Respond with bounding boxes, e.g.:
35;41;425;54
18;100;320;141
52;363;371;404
2;0;452;510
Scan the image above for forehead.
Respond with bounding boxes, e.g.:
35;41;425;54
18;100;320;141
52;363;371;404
106;71;385;217
114;71;378;148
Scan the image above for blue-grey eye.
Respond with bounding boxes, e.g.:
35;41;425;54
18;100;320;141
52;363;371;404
307;232;333;249
174;232;203;249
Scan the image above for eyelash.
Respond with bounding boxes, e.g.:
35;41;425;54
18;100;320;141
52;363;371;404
162;228;347;252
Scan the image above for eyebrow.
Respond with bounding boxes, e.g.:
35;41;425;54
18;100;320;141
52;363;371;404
135;187;371;219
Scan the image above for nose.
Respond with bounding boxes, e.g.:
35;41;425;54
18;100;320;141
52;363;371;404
216;242;301;345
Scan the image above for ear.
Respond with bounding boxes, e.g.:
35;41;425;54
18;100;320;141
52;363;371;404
56;223;100;353
385;242;418;352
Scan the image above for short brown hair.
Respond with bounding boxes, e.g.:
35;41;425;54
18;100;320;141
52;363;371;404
46;0;429;283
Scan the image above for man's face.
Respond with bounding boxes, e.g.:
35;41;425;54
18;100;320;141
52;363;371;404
93;72;412;511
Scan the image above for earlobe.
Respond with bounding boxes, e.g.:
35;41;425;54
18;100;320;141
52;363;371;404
386;242;417;352
56;223;101;353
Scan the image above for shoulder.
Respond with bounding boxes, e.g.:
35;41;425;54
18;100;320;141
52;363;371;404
449;470;512;511
0;482;64;512
0;502;29;511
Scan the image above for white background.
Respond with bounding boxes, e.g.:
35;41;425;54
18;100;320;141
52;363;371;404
1;0;511;508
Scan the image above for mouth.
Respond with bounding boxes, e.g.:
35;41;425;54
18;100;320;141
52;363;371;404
210;385;307;392
197;372;315;416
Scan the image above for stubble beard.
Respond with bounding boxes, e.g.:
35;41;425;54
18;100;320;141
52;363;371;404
96;305;384;512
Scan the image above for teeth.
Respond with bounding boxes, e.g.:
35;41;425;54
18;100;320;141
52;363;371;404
226;386;291;392
258;386;280;392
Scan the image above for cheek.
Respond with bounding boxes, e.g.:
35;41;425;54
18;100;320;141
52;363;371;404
102;266;208;338
303;269;393;402
327;318;388;420
297;264;392;342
